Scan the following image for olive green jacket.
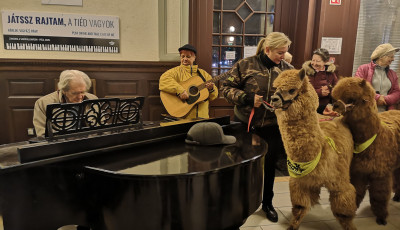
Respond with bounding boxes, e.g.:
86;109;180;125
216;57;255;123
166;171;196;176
221;53;293;127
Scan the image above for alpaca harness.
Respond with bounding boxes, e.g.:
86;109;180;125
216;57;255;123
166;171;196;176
274;91;299;111
335;99;382;154
354;134;377;154
287;136;339;178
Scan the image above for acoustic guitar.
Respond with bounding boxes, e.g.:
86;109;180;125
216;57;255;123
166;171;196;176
160;73;227;118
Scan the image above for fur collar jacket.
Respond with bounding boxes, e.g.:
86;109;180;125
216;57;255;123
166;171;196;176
302;60;336;76
302;61;338;107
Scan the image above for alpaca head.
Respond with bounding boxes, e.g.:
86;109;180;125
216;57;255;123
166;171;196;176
271;68;318;114
331;77;377;115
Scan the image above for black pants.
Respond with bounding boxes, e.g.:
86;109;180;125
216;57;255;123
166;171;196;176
234;118;285;206
317;104;327;114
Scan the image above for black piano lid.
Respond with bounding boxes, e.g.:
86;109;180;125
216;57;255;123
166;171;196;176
9;116;232;171
83;125;267;177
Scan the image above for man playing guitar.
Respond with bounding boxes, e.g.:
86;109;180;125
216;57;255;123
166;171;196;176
159;44;218;119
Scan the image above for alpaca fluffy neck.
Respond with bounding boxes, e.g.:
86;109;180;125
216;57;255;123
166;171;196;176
277;106;324;162
343;105;381;144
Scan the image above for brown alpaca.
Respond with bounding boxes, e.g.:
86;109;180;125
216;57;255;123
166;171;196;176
331;77;400;225
270;69;357;230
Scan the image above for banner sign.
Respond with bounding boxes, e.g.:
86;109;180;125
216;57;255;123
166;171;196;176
42;0;83;6
2;10;120;53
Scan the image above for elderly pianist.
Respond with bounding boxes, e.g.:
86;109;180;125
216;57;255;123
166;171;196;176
33;69;97;137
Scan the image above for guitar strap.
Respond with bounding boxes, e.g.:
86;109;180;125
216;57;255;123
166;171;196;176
197;69;206;82
197;69;209;104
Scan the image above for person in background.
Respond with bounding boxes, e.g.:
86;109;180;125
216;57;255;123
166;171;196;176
284;52;293;64
159;44;218;119
355;43;400;112
221;32;293;223
33;70;97;137
302;48;338;114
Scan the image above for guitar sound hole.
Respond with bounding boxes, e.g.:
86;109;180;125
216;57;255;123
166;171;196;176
188;86;199;95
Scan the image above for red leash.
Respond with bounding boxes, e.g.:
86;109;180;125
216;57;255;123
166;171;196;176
247;100;274;132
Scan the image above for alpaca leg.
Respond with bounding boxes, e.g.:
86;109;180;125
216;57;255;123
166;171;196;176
329;183;357;230
287;180;312;230
350;172;368;207
369;175;392;225
393;168;400;202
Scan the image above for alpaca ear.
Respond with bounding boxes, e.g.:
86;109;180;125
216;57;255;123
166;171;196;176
359;79;367;87
298;68;306;80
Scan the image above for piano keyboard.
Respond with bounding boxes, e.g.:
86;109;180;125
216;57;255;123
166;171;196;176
5;42;119;53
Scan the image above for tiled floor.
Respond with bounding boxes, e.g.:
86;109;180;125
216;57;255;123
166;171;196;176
241;176;400;230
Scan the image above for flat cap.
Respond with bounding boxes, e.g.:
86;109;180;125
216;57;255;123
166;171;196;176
371;43;399;60
178;44;197;55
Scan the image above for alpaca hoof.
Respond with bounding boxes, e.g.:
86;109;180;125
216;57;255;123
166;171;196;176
287;227;297;230
393;194;400;202
376;218;387;225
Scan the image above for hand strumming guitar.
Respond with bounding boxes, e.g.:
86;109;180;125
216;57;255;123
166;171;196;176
179;91;189;100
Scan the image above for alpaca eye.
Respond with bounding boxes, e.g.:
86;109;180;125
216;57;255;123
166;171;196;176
289;89;296;95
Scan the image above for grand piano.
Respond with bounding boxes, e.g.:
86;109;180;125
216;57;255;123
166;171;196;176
0;97;266;230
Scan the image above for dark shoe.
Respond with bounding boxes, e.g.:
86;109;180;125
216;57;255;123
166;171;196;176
393;193;400;202
262;204;278;222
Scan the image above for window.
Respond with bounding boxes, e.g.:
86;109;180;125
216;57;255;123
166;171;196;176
212;0;275;76
353;0;400;74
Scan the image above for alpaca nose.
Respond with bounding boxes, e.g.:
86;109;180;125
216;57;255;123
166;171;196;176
270;94;282;107
332;101;343;113
271;95;280;102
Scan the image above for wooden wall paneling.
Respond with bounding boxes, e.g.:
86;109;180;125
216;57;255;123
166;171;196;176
277;0;360;76
0;59;178;144
2;71;58;143
0;74;6;143
146;80;167;121
277;0;317;69
8;107;35;142
323;0;360;76
104;80;139;96
189;0;214;74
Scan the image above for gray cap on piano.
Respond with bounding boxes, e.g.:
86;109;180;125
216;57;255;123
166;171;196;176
185;122;236;145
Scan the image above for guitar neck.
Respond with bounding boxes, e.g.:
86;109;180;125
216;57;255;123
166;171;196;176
198;73;227;90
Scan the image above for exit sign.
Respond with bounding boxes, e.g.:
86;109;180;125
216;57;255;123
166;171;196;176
330;0;341;5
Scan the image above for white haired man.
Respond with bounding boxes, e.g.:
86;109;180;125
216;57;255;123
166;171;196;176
33;70;97;137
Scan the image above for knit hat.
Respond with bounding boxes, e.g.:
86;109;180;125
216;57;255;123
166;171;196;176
178;44;197;55
185;122;236;145
371;43;399;60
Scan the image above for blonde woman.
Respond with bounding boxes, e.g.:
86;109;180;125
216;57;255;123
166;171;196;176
221;32;293;222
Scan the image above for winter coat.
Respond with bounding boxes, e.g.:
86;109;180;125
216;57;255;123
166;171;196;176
221;53;293;127
355;61;400;110
159;64;218;119
302;61;338;107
